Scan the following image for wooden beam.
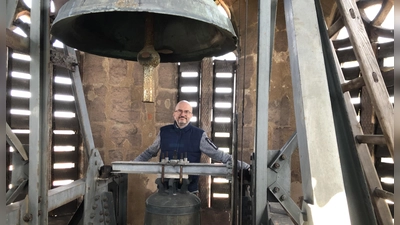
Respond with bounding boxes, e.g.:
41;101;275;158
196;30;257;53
332;41;394;225
371;0;394;26
341;76;364;92
356;134;386;145
6;28;29;54
328;16;344;38
370;26;394;39
341;69;394;92
374;188;394;202
357;0;384;9
332;37;351;49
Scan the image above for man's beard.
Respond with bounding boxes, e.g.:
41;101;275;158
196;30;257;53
178;118;188;126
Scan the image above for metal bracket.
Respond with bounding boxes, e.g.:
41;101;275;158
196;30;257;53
88;192;117;225
266;133;302;224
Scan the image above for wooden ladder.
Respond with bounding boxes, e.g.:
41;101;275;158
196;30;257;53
329;1;394;224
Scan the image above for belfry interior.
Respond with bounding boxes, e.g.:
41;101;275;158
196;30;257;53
5;0;394;224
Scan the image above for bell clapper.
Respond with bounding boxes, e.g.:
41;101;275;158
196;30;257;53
137;13;160;103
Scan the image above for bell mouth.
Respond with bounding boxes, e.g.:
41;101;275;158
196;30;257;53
51;0;237;62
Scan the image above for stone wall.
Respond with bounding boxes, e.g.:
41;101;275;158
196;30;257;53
82;55;178;224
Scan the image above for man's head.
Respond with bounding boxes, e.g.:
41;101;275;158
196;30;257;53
173;100;193;128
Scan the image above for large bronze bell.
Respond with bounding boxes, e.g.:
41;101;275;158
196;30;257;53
51;0;237;63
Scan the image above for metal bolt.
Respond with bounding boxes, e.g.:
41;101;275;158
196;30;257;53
92;204;98;209
95;195;100;201
99;218;104;222
38;196;42;203
103;197;108;202
90;213;95;218
280;154;287;160
100;210;104;215
23;214;32;222
273;163;280;169
105;211;109;216
95;161;98;165
104;203;109;209
273;187;280;193
106;218;110;223
280;195;287;201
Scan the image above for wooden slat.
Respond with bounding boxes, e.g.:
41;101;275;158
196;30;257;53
53;118;80;130
328;16;344;38
52;168;79;180
11;59;30;74
54;118;79;129
8;97;30;110
332;37;352;49
376;167;394;178
53;151;79;164
336;0;394;159
336;41;393;63
9;116;30;129
53;83;74;96
381;183;394;194
375;145;391;158
53;100;76;112
211;182;231;194
53;135;80;146
6;28;29;54
8;77;30;90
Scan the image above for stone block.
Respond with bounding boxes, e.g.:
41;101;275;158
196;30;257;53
109;58;128;86
83;54;108;84
109;149;124;162
110;124;138;147
110;87;132;109
87;97;106;122
158;63;178;89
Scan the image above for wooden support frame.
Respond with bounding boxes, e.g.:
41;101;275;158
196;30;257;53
335;0;394;159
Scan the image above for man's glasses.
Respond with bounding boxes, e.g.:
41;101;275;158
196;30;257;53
175;109;192;114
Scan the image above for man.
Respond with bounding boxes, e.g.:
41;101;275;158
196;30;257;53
134;100;250;193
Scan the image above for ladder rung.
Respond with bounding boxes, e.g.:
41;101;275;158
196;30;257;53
355;134;386;145
341;76;364;93
374;187;394;202
328;16;344;38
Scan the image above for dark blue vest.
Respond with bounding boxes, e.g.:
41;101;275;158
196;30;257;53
159;123;204;192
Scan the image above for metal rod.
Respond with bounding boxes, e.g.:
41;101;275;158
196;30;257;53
29;0;51;223
254;0;278;224
48;179;86;211
65;46;97;160
6;122;28;161
112;161;232;177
